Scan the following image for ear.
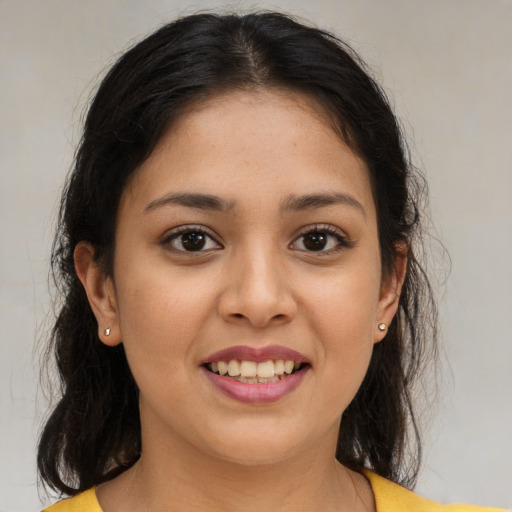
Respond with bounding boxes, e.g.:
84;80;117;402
374;243;408;343
74;241;122;346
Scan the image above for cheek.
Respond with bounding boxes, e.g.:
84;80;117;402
113;262;218;376
300;261;380;402
303;261;381;340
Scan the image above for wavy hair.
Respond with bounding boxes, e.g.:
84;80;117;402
38;11;437;496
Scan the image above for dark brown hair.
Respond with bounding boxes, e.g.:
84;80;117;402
38;11;437;496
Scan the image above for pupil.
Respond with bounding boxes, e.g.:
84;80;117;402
182;232;205;251
304;232;327;251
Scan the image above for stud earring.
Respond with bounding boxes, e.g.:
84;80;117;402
378;323;387;332
104;328;111;336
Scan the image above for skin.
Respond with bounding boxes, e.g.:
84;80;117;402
75;89;405;511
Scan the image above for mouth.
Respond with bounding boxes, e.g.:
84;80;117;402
201;345;311;402
203;359;309;384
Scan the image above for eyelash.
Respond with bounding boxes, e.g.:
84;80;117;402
161;224;353;255
290;224;353;255
161;225;222;253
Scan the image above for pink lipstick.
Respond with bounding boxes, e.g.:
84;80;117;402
202;345;310;365
201;345;310;404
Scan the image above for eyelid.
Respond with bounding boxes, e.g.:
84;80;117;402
160;223;352;254
161;224;223;252
289;223;353;253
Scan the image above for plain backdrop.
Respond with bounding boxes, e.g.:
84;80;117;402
1;1;511;510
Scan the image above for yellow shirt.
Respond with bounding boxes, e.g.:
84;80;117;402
362;470;507;511
43;471;508;512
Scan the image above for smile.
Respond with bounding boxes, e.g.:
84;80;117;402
201;345;310;403
205;359;306;383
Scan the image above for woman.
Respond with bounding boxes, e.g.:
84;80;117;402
38;12;505;512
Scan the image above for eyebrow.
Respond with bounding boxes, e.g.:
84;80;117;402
281;192;365;217
144;192;236;213
144;191;365;217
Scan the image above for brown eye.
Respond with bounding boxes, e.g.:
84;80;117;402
290;226;351;254
164;227;222;253
181;232;206;251
303;232;327;251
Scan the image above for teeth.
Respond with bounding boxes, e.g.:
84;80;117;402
227;360;241;376
217;361;228;375
240;360;257;378
209;359;303;380
234;375;281;384
284;360;294;374
238;376;258;383
257;360;275;378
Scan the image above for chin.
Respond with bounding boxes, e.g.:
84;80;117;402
211;444;300;467
198;419;323;467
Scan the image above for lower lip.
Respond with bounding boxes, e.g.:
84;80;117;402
202;366;309;404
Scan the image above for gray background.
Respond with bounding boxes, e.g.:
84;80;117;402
1;1;511;510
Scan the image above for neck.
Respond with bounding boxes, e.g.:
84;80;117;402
96;416;373;512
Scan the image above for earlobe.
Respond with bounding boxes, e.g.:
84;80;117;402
375;245;408;343
74;242;122;347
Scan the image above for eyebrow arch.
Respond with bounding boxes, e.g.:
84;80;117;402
144;191;364;216
144;192;236;213
281;192;366;217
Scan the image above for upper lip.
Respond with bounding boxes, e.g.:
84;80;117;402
202;345;310;364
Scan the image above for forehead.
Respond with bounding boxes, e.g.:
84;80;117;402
122;88;375;218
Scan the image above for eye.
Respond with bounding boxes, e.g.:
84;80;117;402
290;225;351;253
163;226;222;252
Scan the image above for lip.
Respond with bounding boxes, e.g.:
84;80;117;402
201;365;310;404
202;345;310;364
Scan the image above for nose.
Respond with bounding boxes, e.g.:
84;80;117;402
217;246;297;328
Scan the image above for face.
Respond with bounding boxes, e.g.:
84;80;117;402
79;89;401;466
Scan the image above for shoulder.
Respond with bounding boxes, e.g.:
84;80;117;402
42;487;103;512
362;470;508;512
